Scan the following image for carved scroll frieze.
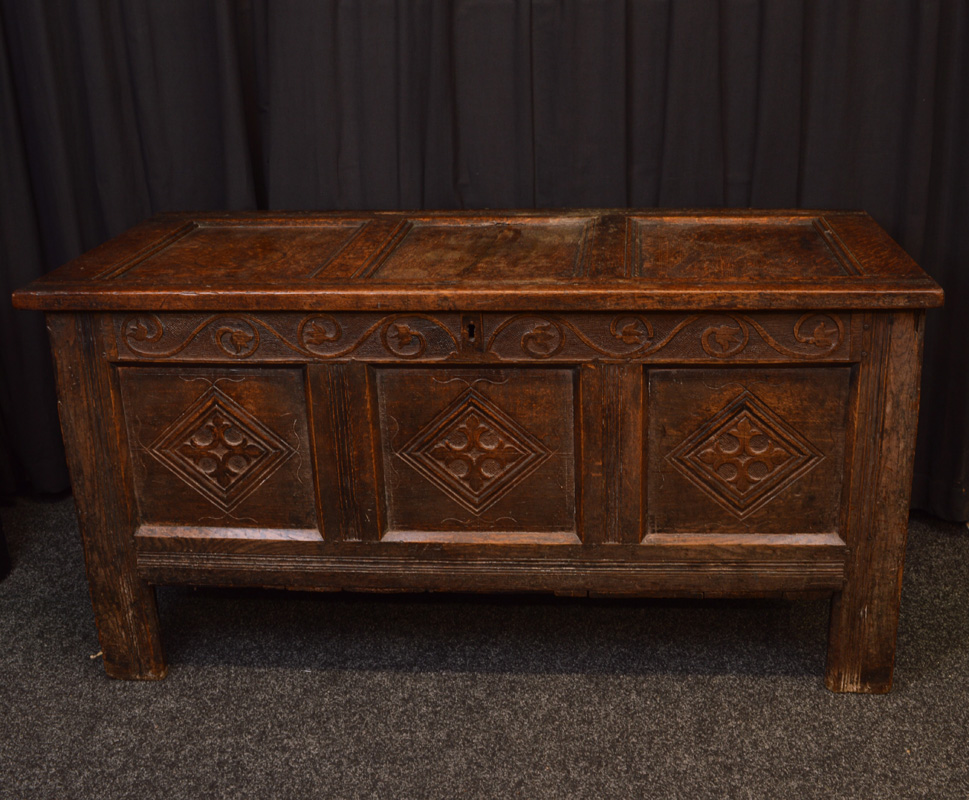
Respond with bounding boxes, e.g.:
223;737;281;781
114;311;849;363
483;312;849;362
115;312;463;362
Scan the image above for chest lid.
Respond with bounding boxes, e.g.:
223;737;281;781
12;210;943;311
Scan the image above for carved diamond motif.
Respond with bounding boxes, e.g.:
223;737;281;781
667;390;823;518
148;386;294;511
399;389;551;513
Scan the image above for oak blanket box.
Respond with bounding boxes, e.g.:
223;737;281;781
12;210;943;692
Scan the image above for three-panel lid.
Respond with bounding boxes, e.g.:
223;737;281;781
12;209;943;311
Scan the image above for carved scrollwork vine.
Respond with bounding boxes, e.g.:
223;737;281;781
119;311;846;363
120;312;459;361
699;316;750;358
123;314;262;359
297;314;342;351
214;319;259;358
484;312;846;361
793;314;844;352
609;315;654;347
489;313;675;360
123;315;164;346
520;318;564;358
743;313;845;358
382;321;428;358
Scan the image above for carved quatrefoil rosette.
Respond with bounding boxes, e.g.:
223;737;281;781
398;389;551;514
667;390;824;519
148;387;294;511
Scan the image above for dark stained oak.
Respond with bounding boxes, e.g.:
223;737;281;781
12;209;942;691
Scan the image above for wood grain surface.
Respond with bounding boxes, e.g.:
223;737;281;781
12;210;943;312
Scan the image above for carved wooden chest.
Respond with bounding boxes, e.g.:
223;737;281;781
13;210;943;692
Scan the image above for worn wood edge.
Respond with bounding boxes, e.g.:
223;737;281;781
135;525;323;542
133;533;847;594
641;532;845;547
585;589;836;600
381;531;581;545
12;283;945;312
136;551;845;595
103;662;169;680
134;530;847;560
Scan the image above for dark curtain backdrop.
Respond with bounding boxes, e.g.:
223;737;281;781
1;1;967;520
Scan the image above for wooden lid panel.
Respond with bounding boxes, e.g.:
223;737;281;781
12;210;943;311
630;216;859;281
353;216;595;282
109;220;367;284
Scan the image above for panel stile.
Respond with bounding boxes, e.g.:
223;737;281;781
309;363;381;542
826;312;926;692
47;313;166;679
579;363;643;544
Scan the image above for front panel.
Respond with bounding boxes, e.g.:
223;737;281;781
108;310;856;599
118;366;317;532
374;367;577;543
646;367;852;535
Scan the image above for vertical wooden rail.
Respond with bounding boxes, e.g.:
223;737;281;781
308;362;381;542
579;363;643;544
47;313;166;679
826;311;925;692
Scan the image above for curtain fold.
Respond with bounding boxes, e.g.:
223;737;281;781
1;0;966;519
0;7;68;494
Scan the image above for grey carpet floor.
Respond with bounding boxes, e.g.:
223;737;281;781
0;498;967;799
